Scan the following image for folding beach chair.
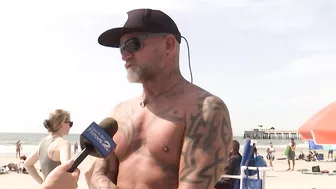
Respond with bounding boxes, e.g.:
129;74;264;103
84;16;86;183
220;139;270;189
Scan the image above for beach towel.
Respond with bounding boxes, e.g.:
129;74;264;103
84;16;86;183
284;146;290;156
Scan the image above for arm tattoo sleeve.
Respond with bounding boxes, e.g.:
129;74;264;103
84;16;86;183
89;156;118;189
179;93;233;189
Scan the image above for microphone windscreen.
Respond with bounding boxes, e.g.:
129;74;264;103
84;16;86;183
99;117;118;137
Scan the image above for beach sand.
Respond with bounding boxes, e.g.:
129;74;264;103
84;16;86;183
1;146;336;189
0;153;94;189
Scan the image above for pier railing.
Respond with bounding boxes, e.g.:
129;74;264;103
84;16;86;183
243;129;301;140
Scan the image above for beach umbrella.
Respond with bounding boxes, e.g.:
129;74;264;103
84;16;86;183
298;101;336;145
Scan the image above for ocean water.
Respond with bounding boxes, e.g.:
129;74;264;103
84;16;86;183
0;132;80;155
0;132;307;155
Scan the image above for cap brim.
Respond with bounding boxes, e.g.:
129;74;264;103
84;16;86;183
98;27;148;48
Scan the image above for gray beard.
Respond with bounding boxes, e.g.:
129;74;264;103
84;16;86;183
127;67;144;83
126;65;160;83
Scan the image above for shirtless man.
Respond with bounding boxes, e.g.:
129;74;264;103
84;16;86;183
86;8;233;189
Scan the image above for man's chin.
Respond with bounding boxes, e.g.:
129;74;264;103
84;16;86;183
127;77;142;84
128;80;142;84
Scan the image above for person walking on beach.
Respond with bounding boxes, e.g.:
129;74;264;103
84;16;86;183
266;142;275;168
287;138;296;171
16;140;22;158
73;141;78;155
85;8;233;189
328;149;334;161
24;109;73;184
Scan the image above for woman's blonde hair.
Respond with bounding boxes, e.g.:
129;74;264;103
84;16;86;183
43;109;71;133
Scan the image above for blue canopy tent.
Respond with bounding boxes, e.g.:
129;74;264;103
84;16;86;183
308;140;323;150
308;140;336;151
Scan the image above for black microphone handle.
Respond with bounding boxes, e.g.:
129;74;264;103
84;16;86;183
67;145;93;172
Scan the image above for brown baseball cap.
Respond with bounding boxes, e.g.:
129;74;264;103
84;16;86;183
98;9;182;48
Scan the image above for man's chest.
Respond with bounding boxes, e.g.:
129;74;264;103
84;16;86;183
114;105;187;161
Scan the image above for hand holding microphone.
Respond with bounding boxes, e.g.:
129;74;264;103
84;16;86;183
41;160;80;189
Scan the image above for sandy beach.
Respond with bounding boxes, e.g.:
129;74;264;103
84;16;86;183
1;146;336;189
0;152;94;189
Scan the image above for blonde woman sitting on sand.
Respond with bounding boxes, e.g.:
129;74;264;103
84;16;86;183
24;109;73;184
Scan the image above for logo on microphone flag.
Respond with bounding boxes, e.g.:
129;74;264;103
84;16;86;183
82;122;116;157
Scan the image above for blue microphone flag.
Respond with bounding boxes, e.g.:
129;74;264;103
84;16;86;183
81;122;116;157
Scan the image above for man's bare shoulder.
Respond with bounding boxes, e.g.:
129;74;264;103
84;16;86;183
184;84;228;112
110;96;140;118
183;83;232;142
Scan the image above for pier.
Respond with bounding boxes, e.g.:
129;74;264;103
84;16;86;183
243;127;301;140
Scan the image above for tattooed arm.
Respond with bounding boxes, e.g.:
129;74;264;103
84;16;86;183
87;104;123;189
88;153;119;189
179;95;233;189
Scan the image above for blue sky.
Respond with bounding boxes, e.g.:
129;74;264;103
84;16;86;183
0;0;335;135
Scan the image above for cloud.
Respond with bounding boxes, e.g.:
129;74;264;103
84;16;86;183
263;53;336;80
0;0;191;16
225;1;316;33
240;53;336;130
297;38;336;52
0;0;335;134
260;53;336;102
178;0;333;35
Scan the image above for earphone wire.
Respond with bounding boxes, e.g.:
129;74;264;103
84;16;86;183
181;36;193;84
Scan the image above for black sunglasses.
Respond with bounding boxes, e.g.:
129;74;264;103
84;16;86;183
65;121;73;128
119;33;168;54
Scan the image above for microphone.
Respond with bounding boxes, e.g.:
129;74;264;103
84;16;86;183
67;117;118;172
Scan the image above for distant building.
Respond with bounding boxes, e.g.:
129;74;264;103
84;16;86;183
243;126;301;140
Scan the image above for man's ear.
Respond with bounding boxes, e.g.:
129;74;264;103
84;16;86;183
165;35;176;56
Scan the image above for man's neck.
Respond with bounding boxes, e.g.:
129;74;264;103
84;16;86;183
142;69;185;100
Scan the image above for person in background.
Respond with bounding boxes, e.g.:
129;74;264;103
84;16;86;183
252;146;267;167
243;145;267;177
266;142;275;168
24;109;73;184
313;150;318;159
73;141;78;155
16;140;22;158
19;155;28;173
214;140;242;189
328;149;334;160
298;151;305;160
286;138;296;171
305;151;316;162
